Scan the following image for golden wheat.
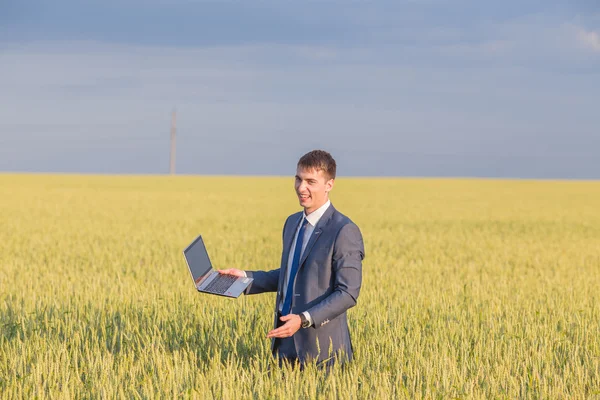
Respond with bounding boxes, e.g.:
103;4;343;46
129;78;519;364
1;174;599;399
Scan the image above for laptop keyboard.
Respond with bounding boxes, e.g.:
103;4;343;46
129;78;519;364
203;274;238;294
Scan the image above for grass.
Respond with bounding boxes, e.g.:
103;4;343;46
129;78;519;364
1;174;599;399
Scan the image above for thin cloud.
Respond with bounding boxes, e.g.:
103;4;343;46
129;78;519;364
576;28;600;52
439;39;513;57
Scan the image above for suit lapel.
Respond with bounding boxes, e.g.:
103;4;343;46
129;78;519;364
299;204;335;268
279;213;303;287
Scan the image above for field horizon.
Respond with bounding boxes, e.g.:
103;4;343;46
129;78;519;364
1;173;599;398
2;172;600;183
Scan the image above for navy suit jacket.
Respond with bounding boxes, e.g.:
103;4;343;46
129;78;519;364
245;204;365;364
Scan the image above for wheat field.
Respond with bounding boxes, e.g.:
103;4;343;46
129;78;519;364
1;173;599;399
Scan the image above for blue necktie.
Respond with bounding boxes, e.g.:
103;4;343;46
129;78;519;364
281;218;309;316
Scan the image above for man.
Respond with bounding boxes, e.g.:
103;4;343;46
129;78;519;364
219;150;365;367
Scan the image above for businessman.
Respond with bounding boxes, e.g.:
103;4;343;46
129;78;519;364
219;150;365;367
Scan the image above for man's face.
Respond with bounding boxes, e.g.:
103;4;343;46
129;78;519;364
294;167;334;214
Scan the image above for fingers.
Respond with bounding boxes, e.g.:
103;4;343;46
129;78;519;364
267;315;301;338
217;269;244;277
267;326;291;338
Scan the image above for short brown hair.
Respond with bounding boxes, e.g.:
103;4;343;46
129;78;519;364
297;150;337;180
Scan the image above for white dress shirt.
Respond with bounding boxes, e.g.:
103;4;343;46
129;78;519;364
279;200;331;326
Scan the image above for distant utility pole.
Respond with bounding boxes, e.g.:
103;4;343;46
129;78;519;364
169;109;177;175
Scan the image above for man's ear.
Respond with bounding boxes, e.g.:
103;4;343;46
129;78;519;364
326;179;334;193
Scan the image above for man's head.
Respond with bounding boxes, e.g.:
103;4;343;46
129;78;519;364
295;150;336;214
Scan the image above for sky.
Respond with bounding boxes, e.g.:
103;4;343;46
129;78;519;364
0;0;599;178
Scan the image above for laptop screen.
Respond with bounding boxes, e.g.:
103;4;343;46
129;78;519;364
183;236;213;284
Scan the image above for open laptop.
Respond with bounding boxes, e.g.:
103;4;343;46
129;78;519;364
183;235;253;298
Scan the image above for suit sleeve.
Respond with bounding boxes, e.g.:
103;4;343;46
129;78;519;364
243;216;290;295
243;269;280;295
306;223;364;327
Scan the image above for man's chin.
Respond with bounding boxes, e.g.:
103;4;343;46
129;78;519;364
299;198;311;207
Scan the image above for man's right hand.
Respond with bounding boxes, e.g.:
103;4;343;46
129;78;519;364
217;268;246;277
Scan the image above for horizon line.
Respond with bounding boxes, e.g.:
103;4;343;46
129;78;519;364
1;171;599;183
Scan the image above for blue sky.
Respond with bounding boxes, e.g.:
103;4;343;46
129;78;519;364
0;0;599;178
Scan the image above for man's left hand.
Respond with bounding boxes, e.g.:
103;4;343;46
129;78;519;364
266;314;301;338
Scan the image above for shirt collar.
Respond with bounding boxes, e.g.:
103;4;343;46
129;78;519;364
303;200;331;227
